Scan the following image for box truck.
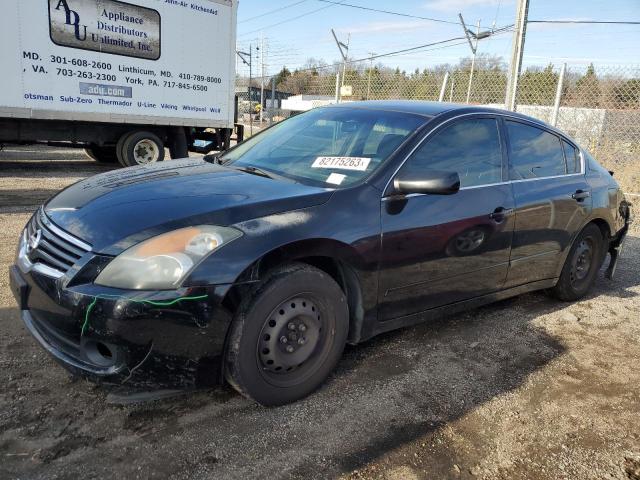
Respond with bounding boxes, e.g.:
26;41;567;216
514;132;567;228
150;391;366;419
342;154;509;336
0;0;242;166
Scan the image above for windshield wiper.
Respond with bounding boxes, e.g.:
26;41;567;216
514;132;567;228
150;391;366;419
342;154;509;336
233;165;297;182
234;166;275;179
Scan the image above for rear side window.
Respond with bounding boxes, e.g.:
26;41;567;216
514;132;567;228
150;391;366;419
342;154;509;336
402;117;503;188
506;121;566;179
562;140;581;174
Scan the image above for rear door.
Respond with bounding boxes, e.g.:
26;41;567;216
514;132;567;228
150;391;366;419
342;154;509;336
503;119;592;287
378;115;516;320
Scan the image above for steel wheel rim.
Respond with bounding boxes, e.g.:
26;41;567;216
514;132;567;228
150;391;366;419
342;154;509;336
570;237;595;285
257;294;331;387
133;139;160;164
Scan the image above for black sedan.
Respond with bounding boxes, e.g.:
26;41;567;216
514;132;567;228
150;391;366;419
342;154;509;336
10;101;630;405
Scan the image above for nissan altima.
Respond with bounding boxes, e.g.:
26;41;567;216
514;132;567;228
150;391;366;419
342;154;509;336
10;101;630;405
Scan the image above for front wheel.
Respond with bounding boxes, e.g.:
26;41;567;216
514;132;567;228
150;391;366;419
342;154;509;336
550;224;605;301
225;263;348;406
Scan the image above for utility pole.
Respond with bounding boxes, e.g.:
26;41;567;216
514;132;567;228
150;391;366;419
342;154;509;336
459;14;481;104
342;33;350;92
236;46;252;135
505;0;530;111
259;32;264;124
331;28;349;102
367;52;376;100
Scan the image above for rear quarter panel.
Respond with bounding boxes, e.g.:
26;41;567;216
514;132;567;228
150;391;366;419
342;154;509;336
585;152;626;235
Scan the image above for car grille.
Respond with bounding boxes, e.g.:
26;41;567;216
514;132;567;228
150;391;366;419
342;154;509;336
25;210;92;276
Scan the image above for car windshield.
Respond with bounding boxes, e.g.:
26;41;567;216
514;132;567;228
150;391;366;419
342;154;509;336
221;107;427;187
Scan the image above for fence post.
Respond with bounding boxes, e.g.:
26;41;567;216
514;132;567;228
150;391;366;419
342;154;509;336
551;63;566;127
439;72;449;102
335;72;340;104
270;76;275;126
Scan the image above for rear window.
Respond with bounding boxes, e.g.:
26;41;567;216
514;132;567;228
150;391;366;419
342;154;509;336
506;121;566;179
562;140;581;174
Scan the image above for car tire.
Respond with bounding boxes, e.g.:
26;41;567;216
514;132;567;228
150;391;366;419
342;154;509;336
550;224;605;301
85;146;118;163
224;263;349;406
117;131;165;167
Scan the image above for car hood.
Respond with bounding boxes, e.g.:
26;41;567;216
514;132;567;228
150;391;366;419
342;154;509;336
44;158;332;254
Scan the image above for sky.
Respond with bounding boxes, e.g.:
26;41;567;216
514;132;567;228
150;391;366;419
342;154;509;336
234;0;640;77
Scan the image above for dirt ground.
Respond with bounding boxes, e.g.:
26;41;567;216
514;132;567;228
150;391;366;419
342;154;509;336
0;146;639;480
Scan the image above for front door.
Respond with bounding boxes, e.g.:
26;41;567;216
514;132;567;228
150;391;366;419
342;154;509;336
378;116;515;320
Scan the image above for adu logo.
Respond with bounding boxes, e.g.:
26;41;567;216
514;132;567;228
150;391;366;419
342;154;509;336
53;0;87;41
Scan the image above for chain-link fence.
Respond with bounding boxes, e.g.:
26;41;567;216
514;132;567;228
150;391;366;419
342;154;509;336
236;63;640;193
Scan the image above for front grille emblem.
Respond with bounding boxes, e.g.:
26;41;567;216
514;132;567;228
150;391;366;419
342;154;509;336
26;229;42;255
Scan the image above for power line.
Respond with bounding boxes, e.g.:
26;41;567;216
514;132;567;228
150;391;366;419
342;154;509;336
247;35;483;77
239;0;309;24
249;25;514;77
238;0;347;37
381;28;513;60
316;0;461;25
382;40;470;60
528;20;640;25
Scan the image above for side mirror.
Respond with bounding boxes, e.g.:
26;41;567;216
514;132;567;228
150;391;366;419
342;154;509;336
393;170;460;196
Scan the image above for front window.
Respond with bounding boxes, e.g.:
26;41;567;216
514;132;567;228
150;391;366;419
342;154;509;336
398;117;504;188
221;107;427;187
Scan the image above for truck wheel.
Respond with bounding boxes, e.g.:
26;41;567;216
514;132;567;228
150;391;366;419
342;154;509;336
85;146;118;163
550;224;604;301
225;263;348;406
117;131;165;167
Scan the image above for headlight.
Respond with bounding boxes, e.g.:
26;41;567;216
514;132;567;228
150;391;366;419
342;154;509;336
95;226;242;290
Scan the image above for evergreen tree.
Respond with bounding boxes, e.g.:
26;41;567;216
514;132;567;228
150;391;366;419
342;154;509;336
274;67;291;89
518;64;558;105
574;63;600;108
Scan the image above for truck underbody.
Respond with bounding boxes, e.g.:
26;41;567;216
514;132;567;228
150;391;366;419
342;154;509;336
0;117;244;165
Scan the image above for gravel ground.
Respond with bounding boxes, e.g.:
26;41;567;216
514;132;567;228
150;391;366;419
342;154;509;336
1;146;639;480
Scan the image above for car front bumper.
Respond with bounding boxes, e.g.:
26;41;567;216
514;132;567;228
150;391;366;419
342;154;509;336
9;264;234;389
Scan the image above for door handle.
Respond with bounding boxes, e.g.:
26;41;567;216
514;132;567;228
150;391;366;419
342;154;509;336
489;207;514;221
571;190;591;201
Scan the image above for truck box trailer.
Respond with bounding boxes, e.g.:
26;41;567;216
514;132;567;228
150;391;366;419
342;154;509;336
0;0;242;166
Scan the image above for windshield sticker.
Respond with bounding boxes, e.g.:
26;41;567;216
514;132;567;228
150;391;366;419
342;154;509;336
312;156;371;171
326;173;346;185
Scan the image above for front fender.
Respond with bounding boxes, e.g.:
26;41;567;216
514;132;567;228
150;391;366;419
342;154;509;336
184;186;382;288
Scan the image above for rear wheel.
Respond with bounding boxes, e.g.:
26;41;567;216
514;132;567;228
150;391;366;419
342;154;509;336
550;224;605;301
85;146;118;163
116;131;165;167
225;263;348;406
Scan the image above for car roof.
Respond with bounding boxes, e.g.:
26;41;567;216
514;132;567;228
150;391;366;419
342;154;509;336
327;100;565;139
329;100;459;116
